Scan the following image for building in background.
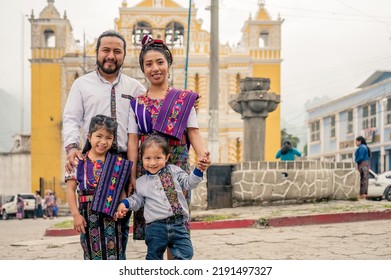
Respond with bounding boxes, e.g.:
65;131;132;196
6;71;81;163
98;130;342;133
307;70;391;174
29;0;283;201
0;135;31;195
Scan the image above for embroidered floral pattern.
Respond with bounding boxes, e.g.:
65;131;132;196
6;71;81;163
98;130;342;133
163;91;188;135
103;157;122;214
92;160;103;187
159;166;184;216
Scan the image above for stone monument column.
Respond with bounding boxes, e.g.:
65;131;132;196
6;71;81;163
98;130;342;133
229;77;280;161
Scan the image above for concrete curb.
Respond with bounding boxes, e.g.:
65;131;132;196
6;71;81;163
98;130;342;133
266;210;391;227
45;228;79;237
44;219;258;237
44;210;391;237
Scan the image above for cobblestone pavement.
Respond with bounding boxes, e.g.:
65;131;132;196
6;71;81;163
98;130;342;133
0;212;390;260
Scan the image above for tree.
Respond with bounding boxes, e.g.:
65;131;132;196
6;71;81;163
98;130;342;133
281;128;300;148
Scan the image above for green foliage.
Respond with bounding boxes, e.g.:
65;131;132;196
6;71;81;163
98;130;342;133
53;220;73;229
281;128;300;147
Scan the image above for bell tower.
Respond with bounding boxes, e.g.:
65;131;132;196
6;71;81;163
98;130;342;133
240;1;284;160
29;0;74;199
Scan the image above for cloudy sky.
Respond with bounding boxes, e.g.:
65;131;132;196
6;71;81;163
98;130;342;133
1;0;391;150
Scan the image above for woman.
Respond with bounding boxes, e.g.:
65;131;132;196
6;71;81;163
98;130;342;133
127;35;210;257
43;190;55;219
355;136;371;199
276;140;302;161
16;194;24;220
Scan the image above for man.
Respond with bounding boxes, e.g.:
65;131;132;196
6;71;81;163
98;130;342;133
62;30;146;258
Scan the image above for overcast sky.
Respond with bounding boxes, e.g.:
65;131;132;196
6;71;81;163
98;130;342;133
1;0;391;149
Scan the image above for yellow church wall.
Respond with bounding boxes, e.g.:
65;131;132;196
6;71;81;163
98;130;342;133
256;9;271;20
31;63;64;201
137;0;154;7
252;63;281;161
136;0;181;8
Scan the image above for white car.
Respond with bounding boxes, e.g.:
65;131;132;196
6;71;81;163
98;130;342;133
368;170;391;201
1;193;36;220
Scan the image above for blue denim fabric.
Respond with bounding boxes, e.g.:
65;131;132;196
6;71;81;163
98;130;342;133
120;210;132;259
145;217;193;260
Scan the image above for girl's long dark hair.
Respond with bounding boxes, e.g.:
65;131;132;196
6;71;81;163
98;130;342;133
356;136;371;157
82;115;118;154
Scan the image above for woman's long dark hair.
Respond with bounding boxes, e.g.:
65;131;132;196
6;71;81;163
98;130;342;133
139;35;173;73
356;136;371;157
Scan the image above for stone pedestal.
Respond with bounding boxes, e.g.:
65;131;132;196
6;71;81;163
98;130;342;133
229;77;280;161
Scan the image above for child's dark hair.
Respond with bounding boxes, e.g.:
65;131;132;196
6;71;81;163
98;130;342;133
356;136;371;157
140;134;170;158
82;115;118;154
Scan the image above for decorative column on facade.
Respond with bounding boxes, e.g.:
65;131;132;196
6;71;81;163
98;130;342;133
227;73;242;163
199;75;208;112
229;77;280;161
228;138;242;163
228;73;238;98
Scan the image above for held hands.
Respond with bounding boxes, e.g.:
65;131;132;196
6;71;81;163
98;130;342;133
114;203;129;221
197;150;211;172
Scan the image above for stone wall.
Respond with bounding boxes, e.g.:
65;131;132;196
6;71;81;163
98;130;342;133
191;161;360;210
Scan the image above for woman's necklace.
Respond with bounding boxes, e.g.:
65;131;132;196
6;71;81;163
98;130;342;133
83;151;104;189
146;86;170;99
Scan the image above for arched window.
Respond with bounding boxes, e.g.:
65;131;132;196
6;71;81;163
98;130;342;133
132;21;152;45
44;29;55;48
165;21;184;47
259;31;269;48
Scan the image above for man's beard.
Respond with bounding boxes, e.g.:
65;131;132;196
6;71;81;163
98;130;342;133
96;58;122;75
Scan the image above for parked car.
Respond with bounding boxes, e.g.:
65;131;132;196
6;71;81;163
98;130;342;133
1;193;36;220
0;195;12;219
368;170;391;201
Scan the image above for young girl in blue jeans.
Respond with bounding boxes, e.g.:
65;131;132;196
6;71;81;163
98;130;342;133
115;134;209;260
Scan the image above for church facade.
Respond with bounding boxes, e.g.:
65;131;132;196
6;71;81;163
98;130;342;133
29;0;283;201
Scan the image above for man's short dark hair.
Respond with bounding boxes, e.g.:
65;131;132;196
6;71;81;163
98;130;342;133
96;30;126;56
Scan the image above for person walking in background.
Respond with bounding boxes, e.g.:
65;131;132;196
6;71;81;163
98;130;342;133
16;194;24;220
355;136;371;199
276;140;302;161
66;115;132;260
115;135;209;260
62;30;146;257
34;190;43;219
43;190;55;219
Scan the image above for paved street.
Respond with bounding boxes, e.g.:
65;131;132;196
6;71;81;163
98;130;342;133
0;215;390;260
